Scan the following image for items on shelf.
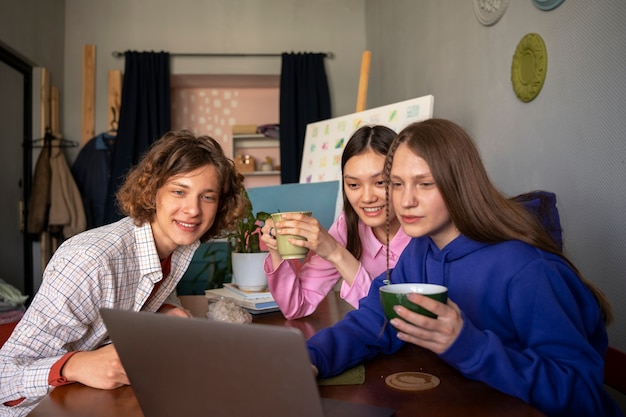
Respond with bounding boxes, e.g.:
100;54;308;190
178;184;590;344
256;123;279;138
261;156;273;171
231;126;281;186
231;124;258;135
234;154;256;173
232;123;280;138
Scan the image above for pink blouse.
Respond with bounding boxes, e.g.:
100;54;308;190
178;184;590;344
265;212;411;319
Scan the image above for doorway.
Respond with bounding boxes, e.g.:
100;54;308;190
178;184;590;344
0;45;34;300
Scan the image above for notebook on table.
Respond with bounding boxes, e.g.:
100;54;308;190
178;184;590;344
100;308;395;417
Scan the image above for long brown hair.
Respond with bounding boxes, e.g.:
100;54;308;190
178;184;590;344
342;125;397;259
116;130;247;242
384;119;613;323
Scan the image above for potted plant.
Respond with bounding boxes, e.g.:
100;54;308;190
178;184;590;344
227;188;271;253
226;188;271;291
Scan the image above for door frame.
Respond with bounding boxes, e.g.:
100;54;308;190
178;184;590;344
0;44;34;300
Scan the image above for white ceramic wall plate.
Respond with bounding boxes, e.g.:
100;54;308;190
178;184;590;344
473;0;510;26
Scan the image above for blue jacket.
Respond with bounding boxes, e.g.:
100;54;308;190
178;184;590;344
71;133;115;229
307;235;623;417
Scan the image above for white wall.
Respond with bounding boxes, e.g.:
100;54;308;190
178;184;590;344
62;0;367;160
365;0;626;352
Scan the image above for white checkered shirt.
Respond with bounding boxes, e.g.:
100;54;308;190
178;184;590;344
0;217;199;415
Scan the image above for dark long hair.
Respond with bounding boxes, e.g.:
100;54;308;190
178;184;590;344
342;125;397;259
384;119;613;323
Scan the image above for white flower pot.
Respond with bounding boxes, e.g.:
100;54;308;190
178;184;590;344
231;252;268;291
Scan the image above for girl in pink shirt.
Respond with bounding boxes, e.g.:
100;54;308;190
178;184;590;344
261;125;410;319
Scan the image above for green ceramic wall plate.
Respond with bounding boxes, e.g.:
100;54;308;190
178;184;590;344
511;33;547;103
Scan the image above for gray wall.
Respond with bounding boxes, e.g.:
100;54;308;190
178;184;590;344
366;0;626;352
0;0;65;92
62;0;367;160
0;0;66;291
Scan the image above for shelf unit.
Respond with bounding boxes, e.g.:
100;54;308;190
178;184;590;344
242;170;281;177
232;134;281;186
232;134;277;149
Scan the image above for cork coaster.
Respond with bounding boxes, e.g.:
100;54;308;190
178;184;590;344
385;372;440;391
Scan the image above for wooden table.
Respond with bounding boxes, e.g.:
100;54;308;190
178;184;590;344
28;293;545;417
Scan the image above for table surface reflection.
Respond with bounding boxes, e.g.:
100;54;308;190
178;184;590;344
27;292;545;417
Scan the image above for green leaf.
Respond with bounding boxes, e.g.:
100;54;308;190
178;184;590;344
225;188;269;253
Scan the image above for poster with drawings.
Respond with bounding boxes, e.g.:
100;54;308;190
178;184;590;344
299;95;434;184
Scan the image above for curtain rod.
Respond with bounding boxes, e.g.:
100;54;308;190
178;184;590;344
111;51;334;59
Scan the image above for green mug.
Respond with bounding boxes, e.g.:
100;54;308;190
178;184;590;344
379;283;448;320
270;211;312;259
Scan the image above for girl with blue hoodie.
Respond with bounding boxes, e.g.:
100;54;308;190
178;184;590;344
307;119;622;417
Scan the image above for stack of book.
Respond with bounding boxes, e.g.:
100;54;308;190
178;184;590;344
205;283;279;313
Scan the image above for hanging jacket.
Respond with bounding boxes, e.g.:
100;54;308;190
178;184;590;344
48;140;86;239
71;133;115;229
26;144;51;235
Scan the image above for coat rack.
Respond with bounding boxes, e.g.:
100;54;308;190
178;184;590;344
29;129;79;149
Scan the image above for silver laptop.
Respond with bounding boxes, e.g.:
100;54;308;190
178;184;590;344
100;308;395;417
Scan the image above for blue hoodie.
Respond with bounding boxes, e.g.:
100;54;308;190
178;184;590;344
307;235;623;417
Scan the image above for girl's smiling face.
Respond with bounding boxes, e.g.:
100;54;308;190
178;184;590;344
150;165;220;259
390;142;459;249
343;149;399;241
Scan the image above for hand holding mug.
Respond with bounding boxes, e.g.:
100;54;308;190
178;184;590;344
260;218;279;252
270;211;313;259
380;284;464;354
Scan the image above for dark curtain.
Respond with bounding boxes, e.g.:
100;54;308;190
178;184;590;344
103;51;171;224
279;53;331;184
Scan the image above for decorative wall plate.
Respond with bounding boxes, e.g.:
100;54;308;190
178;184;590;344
532;0;565;11
473;0;510;26
511;33;547;102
